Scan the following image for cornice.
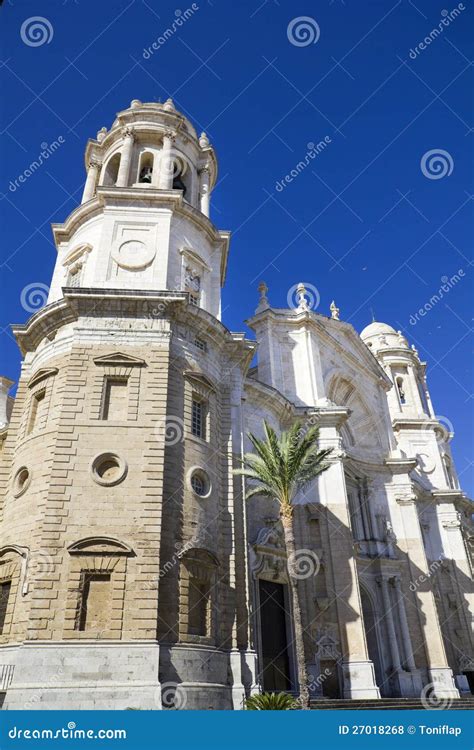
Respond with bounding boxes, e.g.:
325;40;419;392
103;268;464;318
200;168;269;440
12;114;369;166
51;189;230;285
384;455;418;474
11;289;256;365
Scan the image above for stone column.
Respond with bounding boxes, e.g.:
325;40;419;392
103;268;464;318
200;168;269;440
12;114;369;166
81;159;101;203
393;577;416;670
317;415;380;698
199;166;210;217
378;576;402;670
158;130;176;190
116;127;135;187
395;495;459;698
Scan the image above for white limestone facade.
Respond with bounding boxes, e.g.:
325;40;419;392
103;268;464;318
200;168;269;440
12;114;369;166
0;101;472;709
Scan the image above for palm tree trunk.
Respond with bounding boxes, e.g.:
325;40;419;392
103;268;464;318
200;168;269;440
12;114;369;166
281;512;310;709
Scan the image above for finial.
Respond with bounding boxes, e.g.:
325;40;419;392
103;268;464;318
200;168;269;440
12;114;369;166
96;127;107;143
370;307;375;322
163;98;175;112
199;131;210;148
296;283;310;312
329;300;340;320
130;99;142;109
256;281;269;312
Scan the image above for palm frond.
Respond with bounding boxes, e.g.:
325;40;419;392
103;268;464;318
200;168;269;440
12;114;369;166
233;419;333;509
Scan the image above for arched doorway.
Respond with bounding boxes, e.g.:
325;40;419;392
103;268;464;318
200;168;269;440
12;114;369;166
251;521;297;693
360;585;385;695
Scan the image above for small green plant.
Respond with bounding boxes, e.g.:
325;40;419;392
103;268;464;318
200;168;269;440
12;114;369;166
245;692;299;710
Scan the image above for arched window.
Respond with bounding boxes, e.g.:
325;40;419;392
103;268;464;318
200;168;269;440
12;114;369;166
103;153;121;186
179;549;218;642
396;377;406;405
171;154;192;201
172;168;188;198
138;152;154;184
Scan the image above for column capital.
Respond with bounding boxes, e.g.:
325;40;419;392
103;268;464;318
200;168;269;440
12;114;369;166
395;494;416;506
121;126;135;140
163;128;177;143
88;158;102;171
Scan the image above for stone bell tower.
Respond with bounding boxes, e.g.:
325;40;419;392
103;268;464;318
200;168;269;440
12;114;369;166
0;100;256;709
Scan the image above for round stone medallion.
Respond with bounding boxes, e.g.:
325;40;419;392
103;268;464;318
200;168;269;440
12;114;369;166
112;239;155;270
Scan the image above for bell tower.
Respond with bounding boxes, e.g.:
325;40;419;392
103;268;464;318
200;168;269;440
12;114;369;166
0;100;255;709
47;99;228;318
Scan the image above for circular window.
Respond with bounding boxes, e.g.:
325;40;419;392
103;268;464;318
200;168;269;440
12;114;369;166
91;452;127;486
13;466;31;497
188;468;211;498
191;474;205;495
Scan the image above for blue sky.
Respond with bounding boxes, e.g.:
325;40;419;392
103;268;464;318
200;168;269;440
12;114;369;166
0;0;472;494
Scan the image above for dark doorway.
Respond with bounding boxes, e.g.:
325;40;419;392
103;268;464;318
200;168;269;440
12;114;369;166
259;579;291;691
464;671;474;694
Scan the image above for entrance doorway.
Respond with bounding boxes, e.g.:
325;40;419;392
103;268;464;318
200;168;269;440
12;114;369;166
259;579;291;691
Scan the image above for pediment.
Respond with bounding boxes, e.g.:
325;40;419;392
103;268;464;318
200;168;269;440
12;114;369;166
93;352;146;367
68;536;134;556
63;243;92;267
28;367;58;389
317;319;391;388
184;370;216;392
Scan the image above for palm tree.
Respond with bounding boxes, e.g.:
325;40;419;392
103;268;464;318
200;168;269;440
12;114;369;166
235;420;333;708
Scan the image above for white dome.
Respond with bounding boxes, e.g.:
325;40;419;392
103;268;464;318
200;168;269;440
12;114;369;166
360;321;397;339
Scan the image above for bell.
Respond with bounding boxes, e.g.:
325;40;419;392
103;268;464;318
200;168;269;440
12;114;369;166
172;174;187;197
139;166;153;183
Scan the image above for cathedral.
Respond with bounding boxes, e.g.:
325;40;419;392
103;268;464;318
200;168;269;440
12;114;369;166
0;100;472;709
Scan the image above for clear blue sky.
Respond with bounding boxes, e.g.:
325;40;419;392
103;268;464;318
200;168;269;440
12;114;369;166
0;0;472;495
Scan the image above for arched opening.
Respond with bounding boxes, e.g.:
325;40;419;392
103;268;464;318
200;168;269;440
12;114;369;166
396;376;406;405
360;585;385;695
171;154;193;201
138;151;154;184
328;374;384;456
103;153;121;186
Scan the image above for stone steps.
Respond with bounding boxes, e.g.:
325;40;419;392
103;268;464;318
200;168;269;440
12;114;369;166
310;697;474;710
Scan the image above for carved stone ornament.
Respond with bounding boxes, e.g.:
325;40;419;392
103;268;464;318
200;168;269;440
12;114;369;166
329;300;340;320
121;126;135;140
251;518;287;583
315;627;341;660
185;266;201;292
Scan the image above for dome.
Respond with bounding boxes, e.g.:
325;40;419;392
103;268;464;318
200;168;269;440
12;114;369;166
360;321;397;340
